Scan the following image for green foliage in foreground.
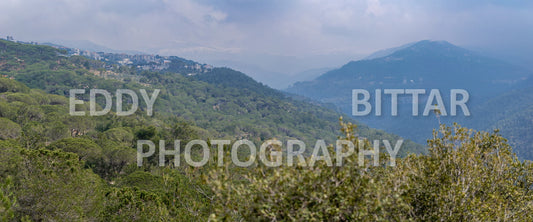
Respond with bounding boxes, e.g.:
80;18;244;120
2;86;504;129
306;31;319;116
0;80;214;220
207;122;533;221
0;176;16;221
1;85;532;220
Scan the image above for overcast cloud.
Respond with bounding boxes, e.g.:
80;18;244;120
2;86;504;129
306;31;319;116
1;0;532;88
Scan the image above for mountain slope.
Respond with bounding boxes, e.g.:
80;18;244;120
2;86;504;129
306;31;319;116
289;40;528;99
286;40;533;159
468;77;533;159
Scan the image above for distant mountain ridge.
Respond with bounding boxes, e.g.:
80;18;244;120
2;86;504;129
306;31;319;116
315;40;527;91
289;40;530;100
286;40;533;159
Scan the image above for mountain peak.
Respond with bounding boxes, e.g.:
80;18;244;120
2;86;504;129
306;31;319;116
412;39;453;46
300;39;529;91
364;40;468;61
405;40;463;51
385;40;472;60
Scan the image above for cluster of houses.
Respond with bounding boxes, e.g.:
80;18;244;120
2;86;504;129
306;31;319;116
1;35;213;74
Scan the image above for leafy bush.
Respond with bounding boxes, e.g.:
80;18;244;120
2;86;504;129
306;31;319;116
207;122;533;221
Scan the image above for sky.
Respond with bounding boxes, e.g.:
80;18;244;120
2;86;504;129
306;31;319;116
1;0;532;88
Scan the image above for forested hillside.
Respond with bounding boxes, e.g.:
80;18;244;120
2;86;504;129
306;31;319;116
2;75;532;220
0;39;432;220
466;77;533;159
0;39;423;153
0;77;211;220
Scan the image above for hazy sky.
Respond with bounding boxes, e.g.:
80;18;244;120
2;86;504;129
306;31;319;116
1;0;532;88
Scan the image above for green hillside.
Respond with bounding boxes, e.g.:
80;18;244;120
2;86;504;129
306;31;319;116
1;39;532;221
0;39;424;154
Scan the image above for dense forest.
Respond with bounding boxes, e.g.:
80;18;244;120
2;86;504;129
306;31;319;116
1;40;532;221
